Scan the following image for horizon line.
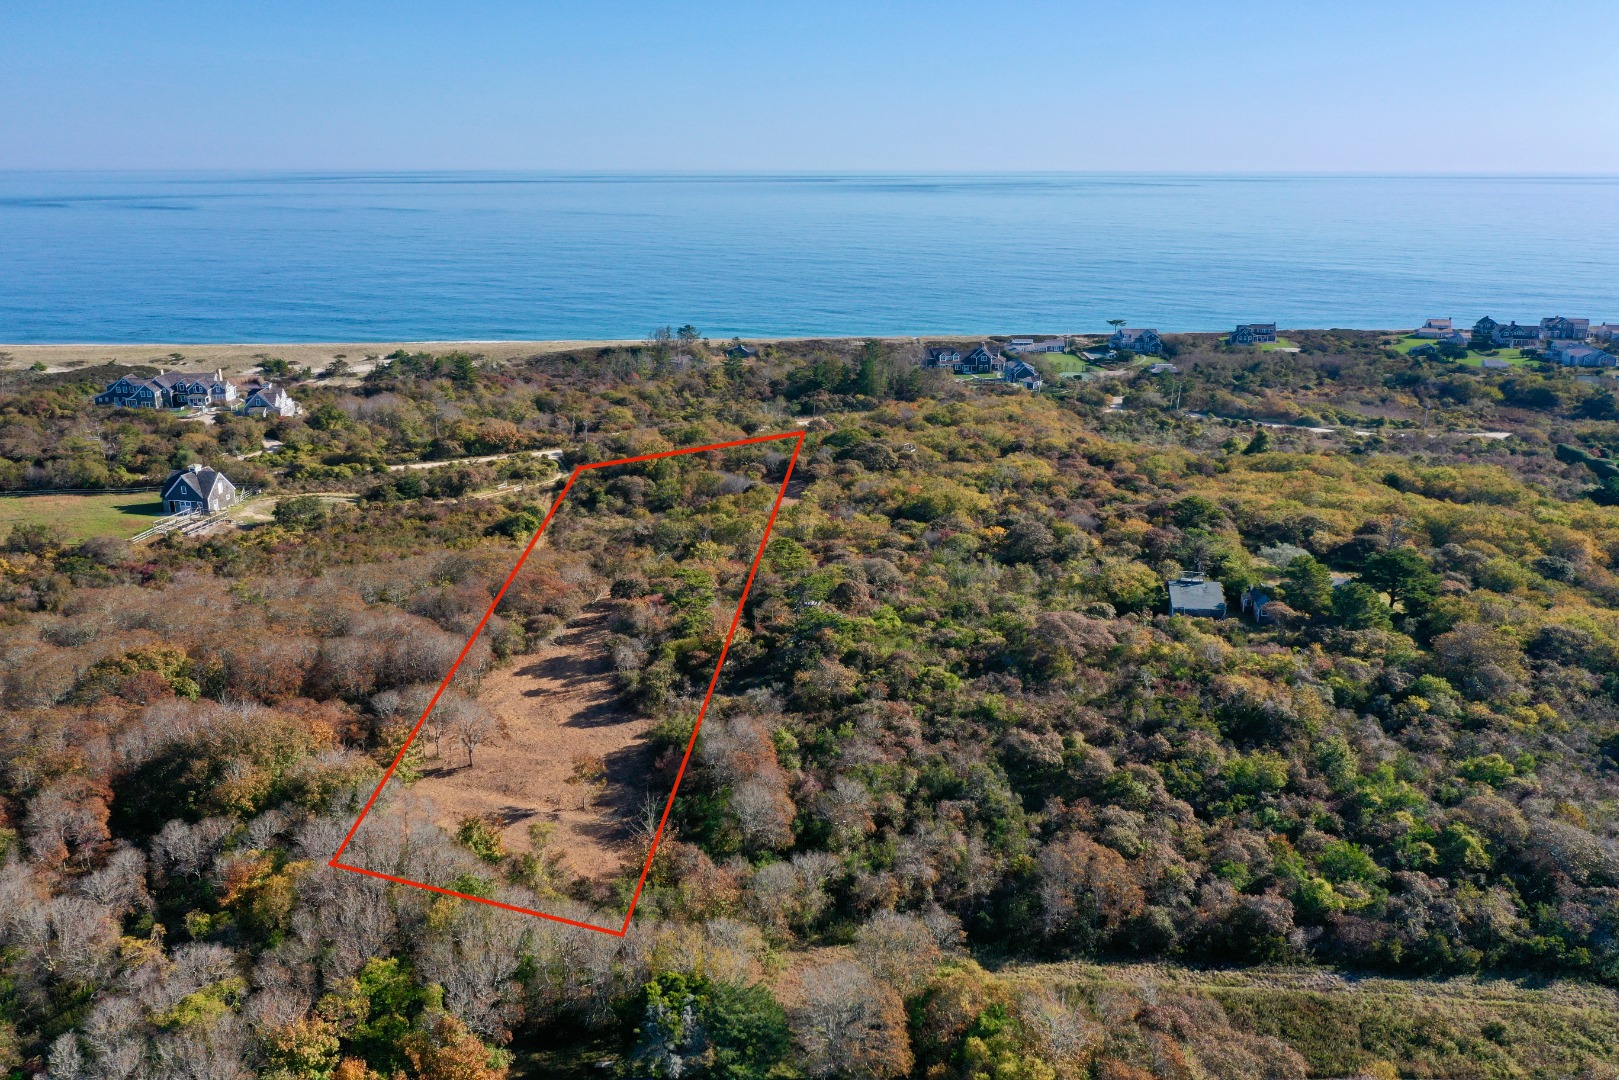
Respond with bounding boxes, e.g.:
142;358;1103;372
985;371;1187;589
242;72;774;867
5;168;1619;181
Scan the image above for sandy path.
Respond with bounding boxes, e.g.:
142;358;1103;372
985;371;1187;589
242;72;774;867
412;605;657;881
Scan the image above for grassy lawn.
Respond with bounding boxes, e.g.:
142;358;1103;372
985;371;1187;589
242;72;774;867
1389;335;1533;367
0;492;166;541
1389;334;1444;354
1457;350;1532;368
1258;336;1299;350
1042;351;1094;373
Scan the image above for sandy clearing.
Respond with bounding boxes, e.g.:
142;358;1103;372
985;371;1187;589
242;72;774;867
411;604;657;883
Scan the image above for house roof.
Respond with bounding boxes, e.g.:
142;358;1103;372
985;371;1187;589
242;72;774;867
152;371;225;388
1168;575;1226;612
162;464;232;502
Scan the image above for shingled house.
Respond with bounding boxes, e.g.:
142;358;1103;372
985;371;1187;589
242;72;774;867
1109;328;1163;355
241;383;303;418
1549;342;1615;368
1228;323;1278;345
923;346;963;369
1167;572;1227;618
161;464;237;514
1541;316;1591;341
958;344;1004;375
1491;321;1542;350
95;369;238;409
1002;358;1044;390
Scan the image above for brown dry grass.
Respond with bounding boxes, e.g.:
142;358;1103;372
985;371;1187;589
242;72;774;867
410;604;656;883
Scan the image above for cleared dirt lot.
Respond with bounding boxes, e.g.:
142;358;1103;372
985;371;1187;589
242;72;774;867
410;604;657;882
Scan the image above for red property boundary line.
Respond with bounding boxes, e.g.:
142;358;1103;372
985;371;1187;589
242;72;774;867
329;430;807;936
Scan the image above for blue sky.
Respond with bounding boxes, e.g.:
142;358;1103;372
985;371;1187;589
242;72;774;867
3;0;1617;172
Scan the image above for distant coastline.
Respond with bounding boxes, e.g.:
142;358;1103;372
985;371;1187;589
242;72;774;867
0;333;1358;381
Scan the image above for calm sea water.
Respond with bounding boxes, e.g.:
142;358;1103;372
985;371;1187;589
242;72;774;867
1;172;1616;343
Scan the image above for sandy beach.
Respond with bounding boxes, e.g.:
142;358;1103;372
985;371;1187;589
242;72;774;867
0;340;648;378
0;335;998;379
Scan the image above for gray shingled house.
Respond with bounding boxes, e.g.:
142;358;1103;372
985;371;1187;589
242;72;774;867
1167;572;1227;618
161;464;238;514
1109;328;1163;355
1228;323;1277;345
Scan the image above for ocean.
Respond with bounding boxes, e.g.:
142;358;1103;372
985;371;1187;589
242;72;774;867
1;172;1616;343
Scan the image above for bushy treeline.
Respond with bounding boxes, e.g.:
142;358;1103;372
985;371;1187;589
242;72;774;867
1;343;1618;1077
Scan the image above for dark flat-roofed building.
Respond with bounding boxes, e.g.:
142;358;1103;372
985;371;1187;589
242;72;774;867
1168;572;1227;618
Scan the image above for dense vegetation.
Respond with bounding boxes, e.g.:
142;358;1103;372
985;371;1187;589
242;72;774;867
2;336;1618;1078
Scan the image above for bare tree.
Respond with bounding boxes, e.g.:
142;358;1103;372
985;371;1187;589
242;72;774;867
47;1032;84;1079
790;961;912;1079
451;699;502;768
853;912;943;998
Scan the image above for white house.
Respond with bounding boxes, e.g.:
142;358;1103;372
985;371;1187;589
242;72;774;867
242;383;303;418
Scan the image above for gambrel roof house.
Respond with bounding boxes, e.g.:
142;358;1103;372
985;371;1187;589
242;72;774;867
242;383;303;418
95;369;237;409
1109;328;1163;355
161;464;237;514
923;346;962;369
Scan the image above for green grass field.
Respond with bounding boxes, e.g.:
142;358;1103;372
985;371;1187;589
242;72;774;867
1456;350;1532;368
1042;351;1094;373
1389;335;1442;354
0;492;166;541
1257;336;1299;350
1390;335;1532;367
